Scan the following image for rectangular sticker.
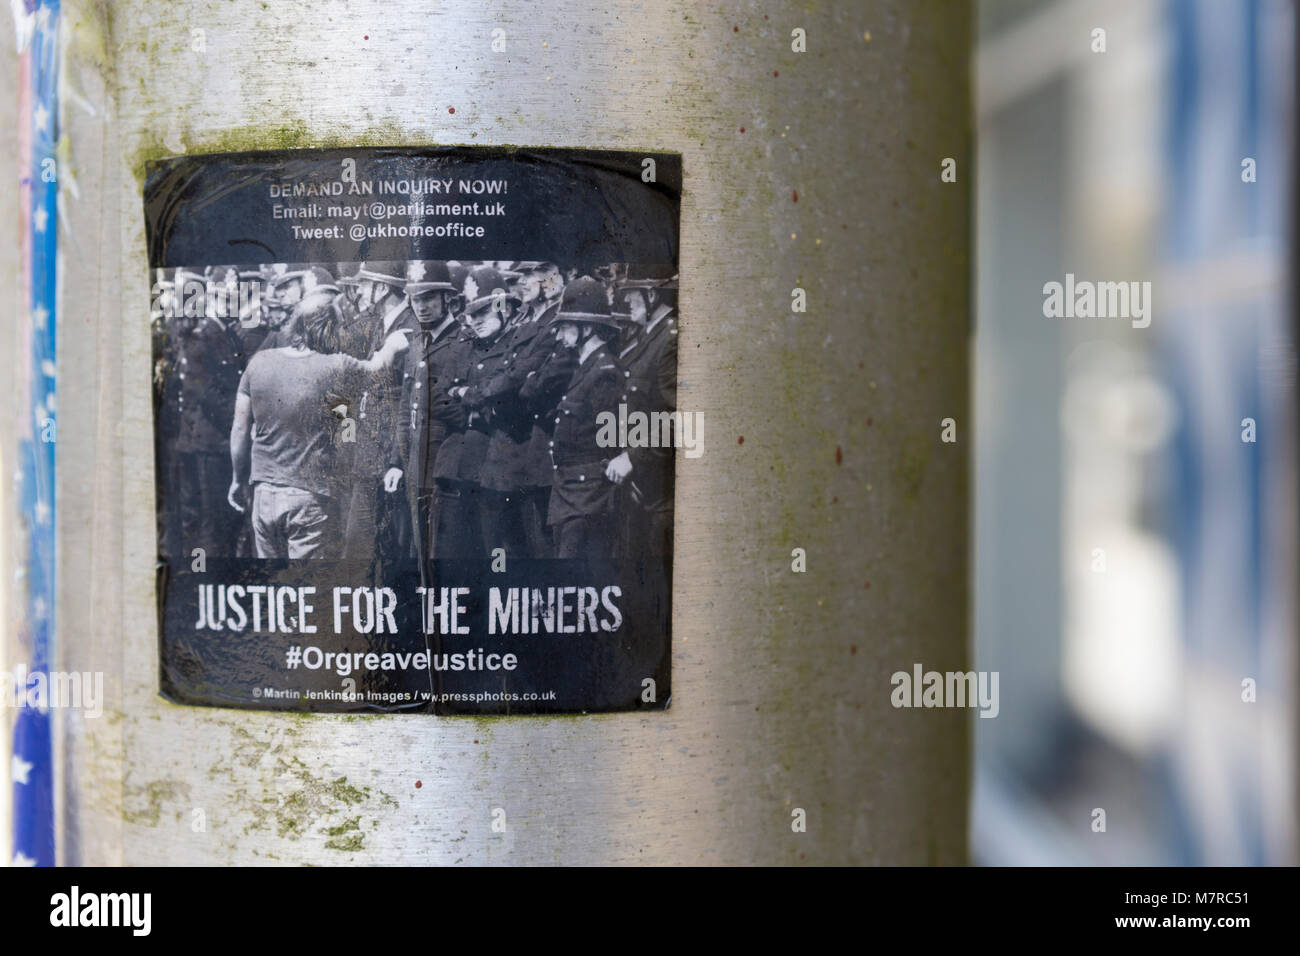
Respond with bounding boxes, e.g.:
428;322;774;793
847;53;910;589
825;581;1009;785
144;146;680;713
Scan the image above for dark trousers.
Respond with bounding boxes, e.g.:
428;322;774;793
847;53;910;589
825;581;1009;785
414;488;437;561
158;448;182;561
342;477;411;565
522;487;552;558
480;489;547;561
234;506;256;558
554;513;612;560
411;437;445;560
383;487;412;563
619;498;673;559
434;480;485;560
177;450;238;559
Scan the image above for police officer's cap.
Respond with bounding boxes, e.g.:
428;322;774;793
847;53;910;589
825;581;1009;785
555;276;622;331
447;261;469;291
305;266;337;290
515;260;559;274
406;260;457;296
615;262;676;291
268;270;306;292
355;261;406;288
463;264;523;314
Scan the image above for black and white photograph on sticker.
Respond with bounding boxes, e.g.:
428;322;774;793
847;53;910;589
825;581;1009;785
153;259;677;565
144;147;680;715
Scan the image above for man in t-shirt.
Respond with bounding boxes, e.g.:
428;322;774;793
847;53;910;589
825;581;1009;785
228;289;410;559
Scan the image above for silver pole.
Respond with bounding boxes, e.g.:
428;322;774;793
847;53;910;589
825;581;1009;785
48;0;970;864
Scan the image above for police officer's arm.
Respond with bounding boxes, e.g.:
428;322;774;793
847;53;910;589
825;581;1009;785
605;361;635;485
622;335;679;478
392;350;416;469
459;356;511;413
383;349;415;493
516;323;557;378
377;324;411;461
195;326;240;431
228;381;253;513
431;346;472;428
656;332;678;410
586;362;628;483
333;328;411;453
466;325;551;409
353;328;411;374
329;330;411;493
153;328;174;390
461;356;509;407
608;358;646;483
519;347;576;406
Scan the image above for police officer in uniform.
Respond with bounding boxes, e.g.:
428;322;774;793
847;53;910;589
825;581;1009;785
384;261;464;561
339;261;417;563
517;308;577;556
256;267;315;352
153;268;184;561
334;261;364;327
546;276;626;559
151;268;177;394
447;262;470;318
233;268;274;358
454;267;538;559
511;262;569;556
608;265;678;556
466;261;567;559
171;266;245;558
430;266;515;559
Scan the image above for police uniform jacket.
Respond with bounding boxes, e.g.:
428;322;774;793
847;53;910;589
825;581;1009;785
431;329;510;486
546;343;623;526
519;338;577;490
617;308;678;506
174;316;244;455
386;318;467;542
471;302;560;493
353;300;419;462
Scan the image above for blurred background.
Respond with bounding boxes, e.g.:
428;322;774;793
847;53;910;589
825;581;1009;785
974;0;1298;864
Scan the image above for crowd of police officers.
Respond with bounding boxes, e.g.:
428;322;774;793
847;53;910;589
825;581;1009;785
152;259;677;565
